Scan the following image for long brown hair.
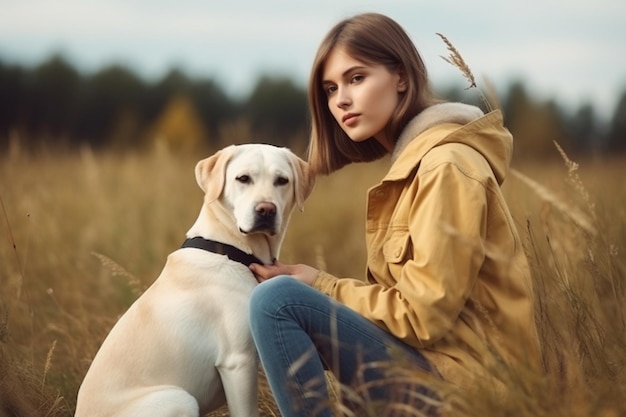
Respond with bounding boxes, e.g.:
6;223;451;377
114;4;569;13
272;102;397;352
307;13;436;175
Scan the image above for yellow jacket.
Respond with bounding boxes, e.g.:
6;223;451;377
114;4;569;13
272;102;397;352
313;103;538;387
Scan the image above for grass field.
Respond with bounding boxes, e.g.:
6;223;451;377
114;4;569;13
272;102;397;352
1;142;625;416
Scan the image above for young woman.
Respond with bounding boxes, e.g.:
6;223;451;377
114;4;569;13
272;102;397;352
249;12;538;417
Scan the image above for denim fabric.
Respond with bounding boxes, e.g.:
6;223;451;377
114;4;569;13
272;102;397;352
249;276;439;417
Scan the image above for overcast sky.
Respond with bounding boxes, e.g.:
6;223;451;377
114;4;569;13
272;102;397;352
1;0;624;119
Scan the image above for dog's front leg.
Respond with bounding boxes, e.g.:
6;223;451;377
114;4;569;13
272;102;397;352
217;357;260;417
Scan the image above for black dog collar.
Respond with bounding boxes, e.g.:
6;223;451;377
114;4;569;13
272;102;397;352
181;237;263;267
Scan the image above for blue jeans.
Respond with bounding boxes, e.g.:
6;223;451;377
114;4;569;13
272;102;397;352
249;276;440;417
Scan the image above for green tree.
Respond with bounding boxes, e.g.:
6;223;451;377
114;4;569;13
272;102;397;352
74;65;146;147
0;61;26;145
245;75;307;146
142;68;190;124
189;78;238;143
26;55;81;141
569;102;597;152
607;91;626;152
503;81;570;158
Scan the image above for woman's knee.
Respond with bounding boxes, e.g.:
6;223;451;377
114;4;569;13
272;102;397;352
249;276;295;321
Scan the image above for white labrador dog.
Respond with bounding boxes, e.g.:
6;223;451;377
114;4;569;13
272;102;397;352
75;144;315;417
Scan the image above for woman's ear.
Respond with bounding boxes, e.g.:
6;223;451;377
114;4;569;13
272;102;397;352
397;71;408;93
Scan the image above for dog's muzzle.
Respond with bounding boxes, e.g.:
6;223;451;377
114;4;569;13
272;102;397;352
242;202;278;235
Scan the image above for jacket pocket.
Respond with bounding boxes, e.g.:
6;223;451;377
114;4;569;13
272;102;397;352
383;231;411;263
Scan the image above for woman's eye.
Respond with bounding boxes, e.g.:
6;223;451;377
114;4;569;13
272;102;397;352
275;177;289;186
351;74;364;84
324;85;337;95
236;175;251;184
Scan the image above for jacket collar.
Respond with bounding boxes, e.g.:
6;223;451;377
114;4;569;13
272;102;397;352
391;102;484;164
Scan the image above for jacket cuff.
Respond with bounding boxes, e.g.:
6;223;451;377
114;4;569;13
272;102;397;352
312;270;339;295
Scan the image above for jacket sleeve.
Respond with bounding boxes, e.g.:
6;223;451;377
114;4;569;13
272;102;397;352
313;161;488;348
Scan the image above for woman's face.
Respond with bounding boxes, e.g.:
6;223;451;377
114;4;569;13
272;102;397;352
322;46;406;150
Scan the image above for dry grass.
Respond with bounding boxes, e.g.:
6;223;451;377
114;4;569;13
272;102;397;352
436;33;476;91
1;142;625;416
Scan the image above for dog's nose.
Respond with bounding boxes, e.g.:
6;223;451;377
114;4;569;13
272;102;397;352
255;202;277;218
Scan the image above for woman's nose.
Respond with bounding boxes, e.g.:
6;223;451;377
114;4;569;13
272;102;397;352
336;87;351;108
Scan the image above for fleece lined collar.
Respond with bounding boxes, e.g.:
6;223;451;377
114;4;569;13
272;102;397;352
387;103;513;184
392;102;484;163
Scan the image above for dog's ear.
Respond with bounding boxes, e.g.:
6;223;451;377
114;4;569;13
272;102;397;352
195;145;237;203
290;155;316;211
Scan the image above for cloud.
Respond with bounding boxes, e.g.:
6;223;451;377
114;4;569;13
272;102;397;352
0;0;624;115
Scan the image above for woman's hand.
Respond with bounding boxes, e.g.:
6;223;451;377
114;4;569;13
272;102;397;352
250;260;319;286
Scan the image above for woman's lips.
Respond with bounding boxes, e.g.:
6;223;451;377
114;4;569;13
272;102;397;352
342;113;359;126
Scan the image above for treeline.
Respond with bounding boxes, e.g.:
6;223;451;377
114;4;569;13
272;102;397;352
0;55;309;154
1;54;625;157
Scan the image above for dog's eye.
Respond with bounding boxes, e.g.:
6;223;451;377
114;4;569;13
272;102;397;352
236;175;251;184
275;177;289;186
